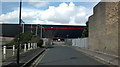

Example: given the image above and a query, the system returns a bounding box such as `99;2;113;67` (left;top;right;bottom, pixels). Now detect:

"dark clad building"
1;24;86;38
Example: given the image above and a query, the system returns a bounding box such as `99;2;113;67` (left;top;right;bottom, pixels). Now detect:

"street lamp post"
17;0;22;65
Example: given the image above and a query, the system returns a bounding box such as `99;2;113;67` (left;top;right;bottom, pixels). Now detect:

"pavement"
2;47;45;67
70;46;119;66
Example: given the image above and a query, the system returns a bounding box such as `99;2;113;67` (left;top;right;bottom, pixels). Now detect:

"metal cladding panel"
1;24;86;38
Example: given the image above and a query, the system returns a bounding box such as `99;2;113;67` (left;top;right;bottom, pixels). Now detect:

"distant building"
1;24;86;38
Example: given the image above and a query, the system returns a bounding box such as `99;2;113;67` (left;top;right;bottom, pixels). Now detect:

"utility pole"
17;0;22;65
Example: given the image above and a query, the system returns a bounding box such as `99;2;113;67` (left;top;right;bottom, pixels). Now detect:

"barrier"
3;46;6;59
66;38;88;48
12;45;15;56
2;43;38;60
24;44;27;52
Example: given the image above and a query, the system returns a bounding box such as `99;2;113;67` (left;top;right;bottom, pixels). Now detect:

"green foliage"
37;39;43;47
5;31;43;47
4;31;33;46
30;36;40;43
81;21;89;38
29;36;43;47
81;27;88;38
20;31;34;44
14;31;33;44
4;31;44;47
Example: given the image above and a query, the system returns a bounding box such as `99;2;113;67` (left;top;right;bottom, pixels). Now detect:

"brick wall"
88;2;119;56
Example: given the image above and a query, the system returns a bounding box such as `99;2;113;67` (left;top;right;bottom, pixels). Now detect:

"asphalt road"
35;45;104;66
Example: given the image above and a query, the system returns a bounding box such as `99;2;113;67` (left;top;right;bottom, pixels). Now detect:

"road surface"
34;45;104;66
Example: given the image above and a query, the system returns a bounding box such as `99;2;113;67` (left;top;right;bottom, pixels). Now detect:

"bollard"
35;43;36;48
13;45;15;56
32;43;33;49
28;43;30;50
30;43;32;49
3;46;6;59
32;43;34;49
36;43;37;48
33;43;34;49
24;44;27;52
35;43;37;49
34;43;36;49
43;41;46;46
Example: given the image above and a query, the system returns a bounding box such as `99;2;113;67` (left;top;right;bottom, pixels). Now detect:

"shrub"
37;39;43;48
30;36;43;48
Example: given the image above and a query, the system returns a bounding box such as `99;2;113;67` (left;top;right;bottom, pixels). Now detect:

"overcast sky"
0;1;100;26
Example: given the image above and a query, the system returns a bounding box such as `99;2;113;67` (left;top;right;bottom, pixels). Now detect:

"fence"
65;38;88;48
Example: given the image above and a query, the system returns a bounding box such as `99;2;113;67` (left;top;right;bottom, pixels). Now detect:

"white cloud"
0;8;41;24
29;0;49;8
0;2;93;25
0;10;19;23
29;2;49;8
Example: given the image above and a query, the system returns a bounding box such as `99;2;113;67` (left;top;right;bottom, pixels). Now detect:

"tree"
81;21;88;38
37;39;43;47
30;36;43;47
44;29;57;45
3;31;44;49
4;31;33;46
14;31;33;44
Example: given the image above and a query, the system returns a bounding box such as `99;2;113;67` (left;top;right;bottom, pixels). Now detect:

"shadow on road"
40;56;78;64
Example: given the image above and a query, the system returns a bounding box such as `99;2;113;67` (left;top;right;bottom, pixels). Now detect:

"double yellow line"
35;54;45;65
31;49;48;67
